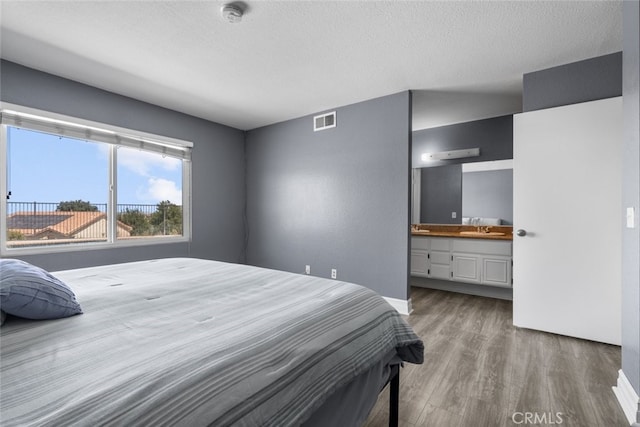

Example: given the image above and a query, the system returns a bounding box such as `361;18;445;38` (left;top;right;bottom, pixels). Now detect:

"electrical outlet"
331;269;337;279
305;265;311;275
451;212;457;219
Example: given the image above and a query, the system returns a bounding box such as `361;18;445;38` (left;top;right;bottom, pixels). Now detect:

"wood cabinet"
411;236;512;288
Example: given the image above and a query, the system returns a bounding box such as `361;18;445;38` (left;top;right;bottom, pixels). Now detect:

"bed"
0;257;423;426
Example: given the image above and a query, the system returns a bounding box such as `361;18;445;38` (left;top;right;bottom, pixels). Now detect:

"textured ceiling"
0;1;622;131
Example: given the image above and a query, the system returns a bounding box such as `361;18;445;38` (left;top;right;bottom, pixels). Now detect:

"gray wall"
622;1;640;398
412;114;512;168
523;52;622;112
246;92;412;301
463;169;513;225
0;61;246;271
420;165;461;224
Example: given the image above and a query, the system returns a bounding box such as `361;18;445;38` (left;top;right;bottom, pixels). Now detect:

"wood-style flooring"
363;286;628;427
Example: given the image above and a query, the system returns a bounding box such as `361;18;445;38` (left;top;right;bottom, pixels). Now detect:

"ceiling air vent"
313;111;336;132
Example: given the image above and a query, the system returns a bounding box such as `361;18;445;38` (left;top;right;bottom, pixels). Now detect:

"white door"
513;97;622;345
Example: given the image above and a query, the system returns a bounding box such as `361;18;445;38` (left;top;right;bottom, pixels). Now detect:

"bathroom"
410;113;515;299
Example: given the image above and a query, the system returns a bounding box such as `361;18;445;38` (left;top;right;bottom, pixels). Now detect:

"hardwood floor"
363;287;628;427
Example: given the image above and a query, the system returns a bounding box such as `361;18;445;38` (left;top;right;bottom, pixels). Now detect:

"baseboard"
411;277;513;300
384;296;412;315
613;369;640;425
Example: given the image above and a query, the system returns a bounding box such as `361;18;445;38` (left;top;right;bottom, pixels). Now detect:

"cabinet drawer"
430;238;450;252
411;236;429;250
429;264;450;280
430;251;450;265
452;239;511;256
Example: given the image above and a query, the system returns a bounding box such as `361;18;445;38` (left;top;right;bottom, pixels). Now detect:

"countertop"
411;224;513;241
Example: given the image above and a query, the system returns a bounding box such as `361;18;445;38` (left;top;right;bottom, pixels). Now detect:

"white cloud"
118;148;180;177
137;178;182;204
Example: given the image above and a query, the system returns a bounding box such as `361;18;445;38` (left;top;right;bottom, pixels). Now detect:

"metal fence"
6;201;182;246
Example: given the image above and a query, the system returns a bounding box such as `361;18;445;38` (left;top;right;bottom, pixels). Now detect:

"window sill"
1;236;190;257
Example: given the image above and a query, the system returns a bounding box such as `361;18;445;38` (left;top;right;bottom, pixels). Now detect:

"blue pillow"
0;259;82;320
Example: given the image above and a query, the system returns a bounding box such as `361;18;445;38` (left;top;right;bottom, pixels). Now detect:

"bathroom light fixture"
221;3;244;23
421;148;480;161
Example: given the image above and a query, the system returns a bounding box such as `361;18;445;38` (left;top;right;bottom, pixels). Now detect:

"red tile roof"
8;211;132;237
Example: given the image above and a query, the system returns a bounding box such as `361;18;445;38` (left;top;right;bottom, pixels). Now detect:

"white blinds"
0;110;192;161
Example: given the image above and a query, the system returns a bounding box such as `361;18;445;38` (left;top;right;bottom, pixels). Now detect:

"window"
1;104;192;254
117;146;184;239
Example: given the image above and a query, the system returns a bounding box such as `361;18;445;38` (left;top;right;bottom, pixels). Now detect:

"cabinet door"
410;250;429;277
452;254;480;283
428;251;451;280
482;257;511;287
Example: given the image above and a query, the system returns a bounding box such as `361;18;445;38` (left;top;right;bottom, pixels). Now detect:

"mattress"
0;258;423;426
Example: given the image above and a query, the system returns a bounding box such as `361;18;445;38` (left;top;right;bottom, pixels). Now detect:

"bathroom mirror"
412;160;513;225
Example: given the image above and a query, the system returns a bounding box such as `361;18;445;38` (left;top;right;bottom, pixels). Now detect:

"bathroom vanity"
411;224;513;289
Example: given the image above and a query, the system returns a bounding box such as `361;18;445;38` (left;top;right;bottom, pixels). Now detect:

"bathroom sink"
412;230;431;234
459;231;505;236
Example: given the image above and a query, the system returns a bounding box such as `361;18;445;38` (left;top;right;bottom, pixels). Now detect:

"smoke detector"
221;3;244;23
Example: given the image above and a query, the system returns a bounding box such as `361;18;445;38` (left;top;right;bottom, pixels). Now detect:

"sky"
6;127;182;211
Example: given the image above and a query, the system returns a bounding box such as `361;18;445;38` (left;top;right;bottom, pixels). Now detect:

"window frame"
0;103;192;256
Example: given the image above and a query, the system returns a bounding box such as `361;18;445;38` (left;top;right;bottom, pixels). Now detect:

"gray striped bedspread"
0;258;423;426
